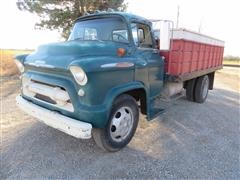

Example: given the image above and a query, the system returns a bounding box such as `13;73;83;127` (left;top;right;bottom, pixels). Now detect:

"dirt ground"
1;67;239;179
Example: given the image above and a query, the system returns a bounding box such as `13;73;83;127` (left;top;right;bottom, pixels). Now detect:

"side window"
131;23;153;48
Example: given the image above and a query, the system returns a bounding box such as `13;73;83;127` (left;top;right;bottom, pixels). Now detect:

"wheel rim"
109;106;134;142
202;78;209;99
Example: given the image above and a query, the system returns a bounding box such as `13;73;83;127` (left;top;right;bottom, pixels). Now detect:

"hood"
25;40;130;70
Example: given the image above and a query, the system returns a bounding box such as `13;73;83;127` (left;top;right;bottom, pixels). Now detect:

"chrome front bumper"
16;95;92;139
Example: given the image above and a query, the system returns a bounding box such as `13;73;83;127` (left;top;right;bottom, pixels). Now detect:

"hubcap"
110;106;134;142
203;78;209;99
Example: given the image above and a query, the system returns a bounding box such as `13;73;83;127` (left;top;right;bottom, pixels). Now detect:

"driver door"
132;23;164;98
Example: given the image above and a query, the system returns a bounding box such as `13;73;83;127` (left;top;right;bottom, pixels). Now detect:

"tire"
186;78;196;101
194;75;209;103
92;94;139;152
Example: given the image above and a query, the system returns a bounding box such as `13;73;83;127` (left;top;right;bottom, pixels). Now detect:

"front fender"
15;54;29;64
102;81;147;122
67;56;137;107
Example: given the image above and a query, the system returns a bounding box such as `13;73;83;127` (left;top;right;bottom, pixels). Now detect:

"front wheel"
92;94;139;152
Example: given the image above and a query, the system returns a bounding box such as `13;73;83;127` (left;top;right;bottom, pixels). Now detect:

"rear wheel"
194;75;209;103
186;78;196;101
92;94;139;152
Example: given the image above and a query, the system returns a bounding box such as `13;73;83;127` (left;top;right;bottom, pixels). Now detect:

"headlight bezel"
69;66;88;86
14;59;24;73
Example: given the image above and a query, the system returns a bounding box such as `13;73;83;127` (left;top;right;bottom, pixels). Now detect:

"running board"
148;91;185;120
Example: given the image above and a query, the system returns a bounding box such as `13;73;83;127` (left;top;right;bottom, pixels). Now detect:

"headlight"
14;59;24;73
69;66;88;86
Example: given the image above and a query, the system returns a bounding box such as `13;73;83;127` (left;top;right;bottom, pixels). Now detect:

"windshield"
68;17;129;43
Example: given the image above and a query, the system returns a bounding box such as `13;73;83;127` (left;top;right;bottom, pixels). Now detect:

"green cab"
16;12;165;151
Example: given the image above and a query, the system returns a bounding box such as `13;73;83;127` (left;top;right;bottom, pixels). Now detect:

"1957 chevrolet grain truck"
15;11;224;151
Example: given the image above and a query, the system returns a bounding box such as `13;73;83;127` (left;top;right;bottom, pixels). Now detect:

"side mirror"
153;30;160;49
155;38;160;49
138;29;144;43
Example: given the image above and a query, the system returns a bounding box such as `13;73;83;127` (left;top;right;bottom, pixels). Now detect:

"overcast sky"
0;0;239;56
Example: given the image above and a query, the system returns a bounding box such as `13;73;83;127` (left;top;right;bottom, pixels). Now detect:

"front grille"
22;75;74;112
31;80;65;90
35;93;57;104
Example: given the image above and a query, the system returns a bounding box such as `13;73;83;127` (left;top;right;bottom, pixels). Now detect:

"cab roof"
75;12;152;26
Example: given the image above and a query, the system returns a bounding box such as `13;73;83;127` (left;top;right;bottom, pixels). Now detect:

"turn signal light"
117;48;126;57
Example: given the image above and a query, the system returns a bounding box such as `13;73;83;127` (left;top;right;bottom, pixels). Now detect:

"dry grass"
223;59;240;65
0;49;33;76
